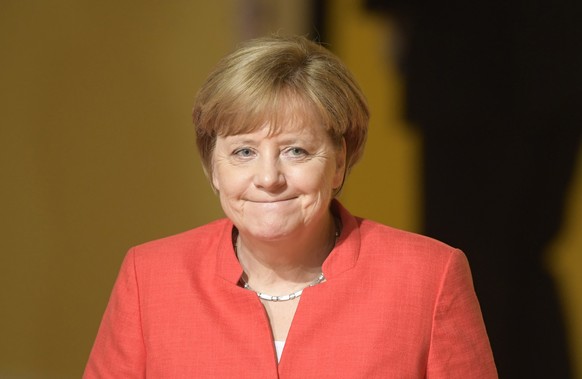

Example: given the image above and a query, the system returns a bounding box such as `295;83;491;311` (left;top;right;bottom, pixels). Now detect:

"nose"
253;156;286;191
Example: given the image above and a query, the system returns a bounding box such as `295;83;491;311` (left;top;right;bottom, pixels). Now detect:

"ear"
332;138;347;189
207;156;220;192
211;167;220;192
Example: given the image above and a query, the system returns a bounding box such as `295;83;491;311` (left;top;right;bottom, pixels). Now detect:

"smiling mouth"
249;197;297;204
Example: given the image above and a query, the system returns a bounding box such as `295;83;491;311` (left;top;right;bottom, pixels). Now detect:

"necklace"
233;214;341;302
240;273;325;302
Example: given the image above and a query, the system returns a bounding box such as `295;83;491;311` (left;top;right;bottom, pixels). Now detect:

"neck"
235;211;337;288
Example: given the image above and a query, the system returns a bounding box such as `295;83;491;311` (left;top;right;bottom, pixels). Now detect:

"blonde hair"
193;35;369;182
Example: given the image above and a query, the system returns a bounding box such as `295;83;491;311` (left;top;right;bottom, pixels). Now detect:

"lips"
247;197;297;204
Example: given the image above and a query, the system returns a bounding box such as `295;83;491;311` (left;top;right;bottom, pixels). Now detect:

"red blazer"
84;201;497;378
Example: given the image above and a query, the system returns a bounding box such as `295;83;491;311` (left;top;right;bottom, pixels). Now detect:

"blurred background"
1;1;580;378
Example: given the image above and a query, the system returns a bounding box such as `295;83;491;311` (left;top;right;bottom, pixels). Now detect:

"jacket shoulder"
357;218;464;266
130;218;231;262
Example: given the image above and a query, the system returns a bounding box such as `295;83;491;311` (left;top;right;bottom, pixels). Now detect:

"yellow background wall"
1;2;232;377
329;4;420;232
551;148;582;378
1;1;580;378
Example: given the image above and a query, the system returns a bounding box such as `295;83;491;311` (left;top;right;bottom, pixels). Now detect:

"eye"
285;147;309;157
233;148;255;158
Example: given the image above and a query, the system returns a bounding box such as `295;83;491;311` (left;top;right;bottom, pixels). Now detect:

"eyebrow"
220;135;258;145
222;134;313;146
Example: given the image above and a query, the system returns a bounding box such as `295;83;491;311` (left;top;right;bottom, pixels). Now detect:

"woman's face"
211;115;345;242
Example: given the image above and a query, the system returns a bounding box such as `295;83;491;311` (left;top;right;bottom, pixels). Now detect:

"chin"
242;222;299;241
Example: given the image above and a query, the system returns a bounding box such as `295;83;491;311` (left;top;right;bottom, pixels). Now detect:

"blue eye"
287;147;308;156
234;148;254;158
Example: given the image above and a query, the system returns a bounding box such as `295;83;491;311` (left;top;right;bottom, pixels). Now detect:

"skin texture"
211;121;345;247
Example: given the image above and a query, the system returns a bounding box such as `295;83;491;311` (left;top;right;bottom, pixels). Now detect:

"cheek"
213;167;248;198
211;157;234;193
290;166;336;195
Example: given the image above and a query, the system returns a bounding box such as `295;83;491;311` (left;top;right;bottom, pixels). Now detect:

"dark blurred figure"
364;1;581;378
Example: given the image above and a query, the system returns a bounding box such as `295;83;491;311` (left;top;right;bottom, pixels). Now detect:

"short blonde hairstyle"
193;35;369;182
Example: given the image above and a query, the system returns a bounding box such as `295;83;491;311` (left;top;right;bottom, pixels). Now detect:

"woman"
84;35;497;378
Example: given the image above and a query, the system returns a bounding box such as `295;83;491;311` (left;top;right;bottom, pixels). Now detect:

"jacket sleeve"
426;249;498;378
83;249;146;378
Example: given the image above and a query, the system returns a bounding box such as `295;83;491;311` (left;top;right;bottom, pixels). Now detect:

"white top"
274;340;285;363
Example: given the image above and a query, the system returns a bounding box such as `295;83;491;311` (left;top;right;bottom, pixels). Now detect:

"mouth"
248;197;297;204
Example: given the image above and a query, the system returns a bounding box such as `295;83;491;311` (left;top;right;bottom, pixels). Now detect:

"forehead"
217;91;325;138
219;121;328;144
